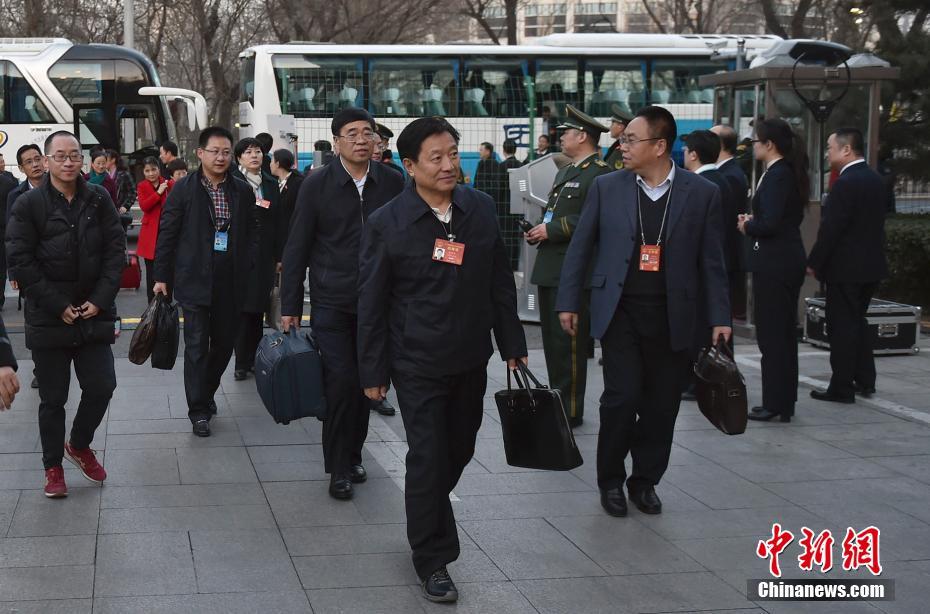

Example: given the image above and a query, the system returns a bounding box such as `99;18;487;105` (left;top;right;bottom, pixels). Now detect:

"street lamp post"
124;0;134;49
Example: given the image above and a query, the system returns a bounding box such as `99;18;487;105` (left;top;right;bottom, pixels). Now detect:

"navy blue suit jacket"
554;167;730;352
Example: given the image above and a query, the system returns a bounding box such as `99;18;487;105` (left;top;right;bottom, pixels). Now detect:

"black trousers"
598;299;691;493
752;272;801;417
393;364;487;580
826;282;877;397
144;258;156;304
33;343;116;470
234;312;264;372
312;306;369;475
181;256;238;422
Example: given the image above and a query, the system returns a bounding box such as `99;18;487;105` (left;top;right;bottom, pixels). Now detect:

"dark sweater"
623;185;670;300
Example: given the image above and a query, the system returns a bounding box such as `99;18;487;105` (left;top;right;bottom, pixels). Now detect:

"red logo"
757;524;882;577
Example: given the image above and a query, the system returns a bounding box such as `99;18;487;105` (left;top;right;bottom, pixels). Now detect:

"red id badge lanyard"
637;181;671;272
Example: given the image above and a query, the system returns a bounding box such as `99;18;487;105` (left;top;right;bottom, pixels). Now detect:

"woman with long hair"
137;156;173;303
739;118;809;423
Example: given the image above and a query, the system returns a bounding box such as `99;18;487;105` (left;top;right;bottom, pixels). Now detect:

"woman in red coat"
137;156;173;302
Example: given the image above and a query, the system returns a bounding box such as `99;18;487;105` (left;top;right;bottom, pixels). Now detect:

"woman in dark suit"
738;119;808;423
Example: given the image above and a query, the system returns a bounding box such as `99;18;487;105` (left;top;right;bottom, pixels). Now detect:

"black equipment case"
803;297;921;355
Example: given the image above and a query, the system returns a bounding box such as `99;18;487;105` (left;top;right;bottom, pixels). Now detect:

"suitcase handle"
516;362;548;389
506;366;537;409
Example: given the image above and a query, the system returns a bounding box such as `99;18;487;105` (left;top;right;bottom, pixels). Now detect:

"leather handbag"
494;363;583;471
255;328;327;424
694;338;748;435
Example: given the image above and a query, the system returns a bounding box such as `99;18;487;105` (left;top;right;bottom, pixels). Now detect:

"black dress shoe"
599;487;628;517
680;388;697;401
421;566;458;603
748;407;789;422
810;388;855;404
30;376;39;389
372;398;395;416
329;474;353;500
628;486;662;514
192;419;211;437
349;464;367;483
855;384;876;398
568;416;583;429
234;369;248;381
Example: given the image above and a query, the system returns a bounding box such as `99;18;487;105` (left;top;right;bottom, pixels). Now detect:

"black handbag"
494;363;583;471
694;338;748;435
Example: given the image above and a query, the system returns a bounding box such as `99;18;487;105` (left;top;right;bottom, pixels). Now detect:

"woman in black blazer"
738;119;808;423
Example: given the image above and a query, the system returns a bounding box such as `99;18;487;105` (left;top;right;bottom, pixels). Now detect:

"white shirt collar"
766;157;783;170
636;161;675;190
840;158;866;175
695;164;716;175
716;156;734;168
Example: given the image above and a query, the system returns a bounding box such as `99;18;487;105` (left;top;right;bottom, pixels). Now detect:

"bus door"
72;102;118;164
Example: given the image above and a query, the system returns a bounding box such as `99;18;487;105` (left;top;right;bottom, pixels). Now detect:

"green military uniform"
530;105;610;425
603;103;632;171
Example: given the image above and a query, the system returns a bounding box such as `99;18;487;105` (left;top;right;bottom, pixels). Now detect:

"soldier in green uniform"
525;105;610;428
603;104;633;171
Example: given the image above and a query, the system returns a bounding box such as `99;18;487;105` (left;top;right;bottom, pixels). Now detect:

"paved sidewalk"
0;334;929;613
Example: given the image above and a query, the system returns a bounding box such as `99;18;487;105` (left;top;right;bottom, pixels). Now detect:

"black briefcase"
494;364;583;471
254;328;327;424
693;339;748;435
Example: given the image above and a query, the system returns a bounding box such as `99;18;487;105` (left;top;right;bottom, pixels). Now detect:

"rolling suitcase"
120;251;141;290
254;328;327;424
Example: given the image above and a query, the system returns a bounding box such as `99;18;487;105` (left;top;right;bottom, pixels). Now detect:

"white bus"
238;33;780;176
0;38;206;179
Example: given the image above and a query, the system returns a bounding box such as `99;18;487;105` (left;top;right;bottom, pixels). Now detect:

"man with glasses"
525;104;610;429
6;130;125;498
153;126;256;437
556;106;731;518
281;108;403;500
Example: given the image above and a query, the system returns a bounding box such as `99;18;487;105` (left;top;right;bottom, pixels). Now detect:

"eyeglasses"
201;148;232;158
49;153;83;163
335;131;378;144
618;137;662;147
20;156;45;167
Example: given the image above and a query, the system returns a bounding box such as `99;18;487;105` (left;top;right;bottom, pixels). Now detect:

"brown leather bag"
694;339;748;435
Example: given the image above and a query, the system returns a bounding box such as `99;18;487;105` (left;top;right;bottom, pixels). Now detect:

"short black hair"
382;150;394;161
397;116;460;162
313;139;332;152
234;137;262;160
331;107;375;136
715;125;738;155
683;130;721;166
272;148;295;170
142;156;160;168
89;147;108;162
166;159;188;173
538;134;550;144
833;127;864;156
503;139;517;155
255;132;274;154
44;130;79;154
16;143;41;166
480;142;494;154
198;126;234;149
160;140;179;156
634;106;677;155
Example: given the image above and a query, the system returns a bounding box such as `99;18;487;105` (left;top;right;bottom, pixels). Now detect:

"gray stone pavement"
0;323;928;613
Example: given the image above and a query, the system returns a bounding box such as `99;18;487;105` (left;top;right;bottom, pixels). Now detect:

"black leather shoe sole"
329;478;353;500
748;407;782;422
855;385;876;397
422;584;458;603
599;491;628;517
192;420;211;437
349;465;367;484
629;490;662;515
374;403;395;416
31;377;39;389
233;370;248;381
810;389;854;404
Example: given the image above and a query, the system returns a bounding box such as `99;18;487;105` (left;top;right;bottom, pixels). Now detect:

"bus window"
118;104;159;154
240;55;255;107
583;59;643;117
0;61;54;123
369;58;458;117
535;59;579;119
115;60;147;102
650;60;721;105
48;60;107;104
462;58;527;117
272;55;363;118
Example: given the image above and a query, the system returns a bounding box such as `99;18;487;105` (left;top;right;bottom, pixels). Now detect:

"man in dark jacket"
712;124;750;318
357;117;527;603
6;130;125;498
153;126;255;438
0;151;19;308
498;139;522;270
808;128;889;403
281;108;404;500
269;148;302;251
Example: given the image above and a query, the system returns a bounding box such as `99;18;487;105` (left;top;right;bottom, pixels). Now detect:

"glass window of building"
574;2;618;32
525;3;568;37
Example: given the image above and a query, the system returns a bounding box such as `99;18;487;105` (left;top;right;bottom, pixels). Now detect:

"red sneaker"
44;466;68;498
64;442;107;484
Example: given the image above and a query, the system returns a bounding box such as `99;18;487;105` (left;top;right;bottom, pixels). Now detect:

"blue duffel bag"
255;328;327;424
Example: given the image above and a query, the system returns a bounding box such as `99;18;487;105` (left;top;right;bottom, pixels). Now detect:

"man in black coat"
498;139;522;270
357;117;526;603
6;131;125;498
808;128;889;403
0;151;19;308
281;108;404;501
153;126;255;438
556;107;731;519
269;148;302;251
712;124;750;318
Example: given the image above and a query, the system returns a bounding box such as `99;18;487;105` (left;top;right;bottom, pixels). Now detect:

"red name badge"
256;199;271;209
432;238;465;266
639;244;661;272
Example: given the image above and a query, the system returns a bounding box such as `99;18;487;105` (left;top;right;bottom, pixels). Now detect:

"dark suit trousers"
144;258;156;304
598;299;691;492
181;254;238;422
826;282;877;397
538;286;590;420
752;272;801;417
33;344;116;469
234;312;264;371
312;306;369;475
392;364;487;580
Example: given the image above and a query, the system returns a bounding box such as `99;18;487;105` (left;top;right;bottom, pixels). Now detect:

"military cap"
375;123;394;139
609;103;633;125
557;104;608;134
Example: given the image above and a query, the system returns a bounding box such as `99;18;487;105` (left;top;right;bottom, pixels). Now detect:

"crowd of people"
0;99;889;603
